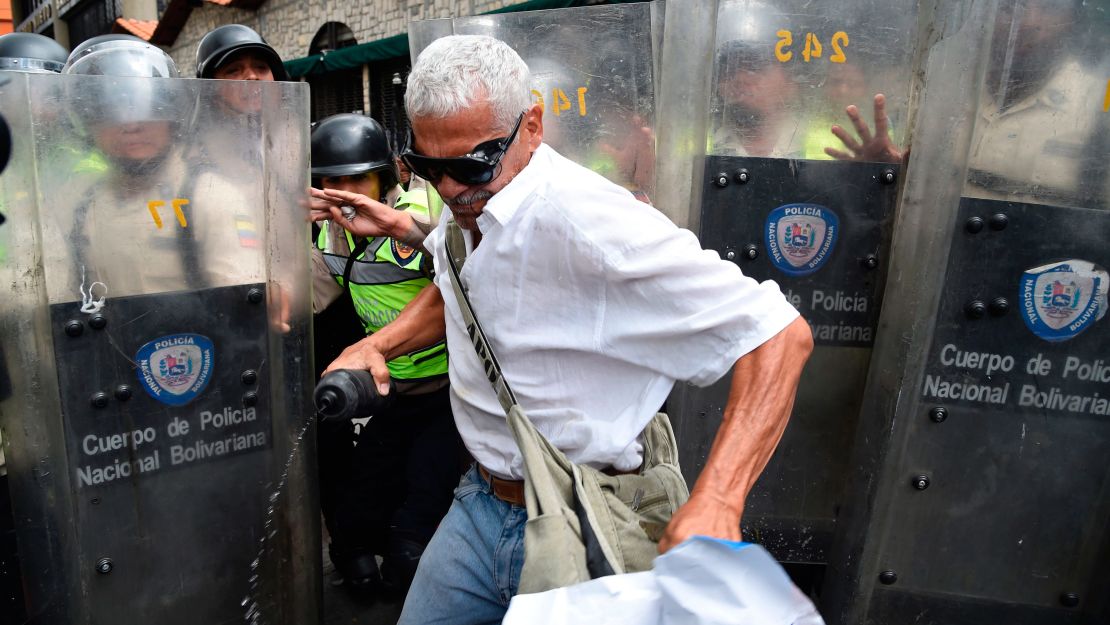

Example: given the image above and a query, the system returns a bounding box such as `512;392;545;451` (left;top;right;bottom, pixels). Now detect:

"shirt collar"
477;143;552;233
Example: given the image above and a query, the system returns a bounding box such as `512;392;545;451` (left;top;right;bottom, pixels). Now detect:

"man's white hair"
405;35;532;132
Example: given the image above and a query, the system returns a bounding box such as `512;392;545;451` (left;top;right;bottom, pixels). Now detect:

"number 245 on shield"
775;30;849;64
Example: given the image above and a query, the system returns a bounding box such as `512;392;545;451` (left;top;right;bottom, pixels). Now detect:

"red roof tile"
114;18;159;41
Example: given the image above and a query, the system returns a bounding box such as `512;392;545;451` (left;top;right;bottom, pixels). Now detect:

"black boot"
380;537;425;597
330;543;382;598
344;551;382;594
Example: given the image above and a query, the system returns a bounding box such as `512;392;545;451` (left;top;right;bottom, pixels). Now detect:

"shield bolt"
929;406;948;423
247;288;264;304
725;250;736;261
241;370;258;385
880;169;896;185
911;475;930;491
96;558;113;574
1060;592;1080;608
243;391;259;407
89;314;107;330
90;392;110;409
733;168;750;184
989;297;1009;317
964;300;986;319
878;570;898;585
965;216;984;234
743;244;759;260
64;320;84;337
114;385;132;402
713;172;729;188
989;213;1009;231
862;254;879;270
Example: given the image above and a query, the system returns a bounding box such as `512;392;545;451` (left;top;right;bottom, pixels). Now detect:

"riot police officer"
310;113;459;596
196;24;288;82
47;35;263;300
193;25;288;184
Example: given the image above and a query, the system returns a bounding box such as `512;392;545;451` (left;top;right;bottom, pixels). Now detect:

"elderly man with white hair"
313;34;812;624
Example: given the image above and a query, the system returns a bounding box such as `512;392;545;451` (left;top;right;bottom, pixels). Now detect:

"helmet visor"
0;57;64;73
64;41;179;78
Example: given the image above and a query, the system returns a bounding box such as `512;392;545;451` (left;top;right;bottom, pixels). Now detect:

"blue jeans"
398;465;527;625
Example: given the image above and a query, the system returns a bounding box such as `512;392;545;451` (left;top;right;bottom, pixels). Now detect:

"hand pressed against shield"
825;93;905;164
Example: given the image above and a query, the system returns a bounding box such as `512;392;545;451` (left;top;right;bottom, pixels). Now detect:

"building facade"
11;0;617;150
153;0;608;143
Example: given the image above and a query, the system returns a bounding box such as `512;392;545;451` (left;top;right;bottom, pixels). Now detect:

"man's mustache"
446;190;493;209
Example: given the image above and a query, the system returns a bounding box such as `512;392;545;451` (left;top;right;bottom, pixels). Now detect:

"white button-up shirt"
425;144;798;479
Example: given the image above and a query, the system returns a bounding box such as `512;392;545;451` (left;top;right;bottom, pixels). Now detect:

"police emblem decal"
765;203;839;277
1020;260;1107;342
391;239;419;266
135;333;215;406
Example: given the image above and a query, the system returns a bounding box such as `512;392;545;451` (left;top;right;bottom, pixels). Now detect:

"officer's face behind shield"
716;44;791;128
92;120;173;163
63;39;185;177
319;172;381;201
989;0;1080;105
213;50;275;116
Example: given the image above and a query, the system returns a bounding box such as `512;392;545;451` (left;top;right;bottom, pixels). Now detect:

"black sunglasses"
400;112;525;186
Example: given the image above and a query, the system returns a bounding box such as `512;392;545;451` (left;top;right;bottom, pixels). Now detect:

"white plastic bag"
503;536;825;625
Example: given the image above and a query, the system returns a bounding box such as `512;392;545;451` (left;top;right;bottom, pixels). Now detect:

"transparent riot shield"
0;72;318;624
409;1;660;202
664;0;920;593
828;0;1110;622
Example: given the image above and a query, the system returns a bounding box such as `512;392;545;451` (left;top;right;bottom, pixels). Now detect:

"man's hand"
268;281;292;334
658;491;742;552
321;284;447;396
324;335;393;396
658;316;813;553
307;187;405;239
825;93;904;164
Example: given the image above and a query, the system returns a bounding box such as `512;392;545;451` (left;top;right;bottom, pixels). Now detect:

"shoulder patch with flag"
235;215;260;248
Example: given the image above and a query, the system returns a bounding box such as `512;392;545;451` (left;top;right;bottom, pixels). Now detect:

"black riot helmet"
0;32;68;73
196;25;287;80
311;114;399;191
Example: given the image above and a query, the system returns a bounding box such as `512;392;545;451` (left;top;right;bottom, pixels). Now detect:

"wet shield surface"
669;0;919;582
0;73;316;624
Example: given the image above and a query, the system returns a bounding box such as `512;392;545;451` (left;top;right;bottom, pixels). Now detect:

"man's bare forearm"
368;283;446;360
693;316;813;518
325;283;447;381
390;210;435;252
397;215;434;252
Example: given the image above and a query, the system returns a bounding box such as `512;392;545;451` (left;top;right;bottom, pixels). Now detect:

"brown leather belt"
478;463;641;507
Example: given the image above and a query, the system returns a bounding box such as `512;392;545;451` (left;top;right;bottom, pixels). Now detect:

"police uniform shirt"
424;143;800;480
966;58;1107;208
42;152;264;303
